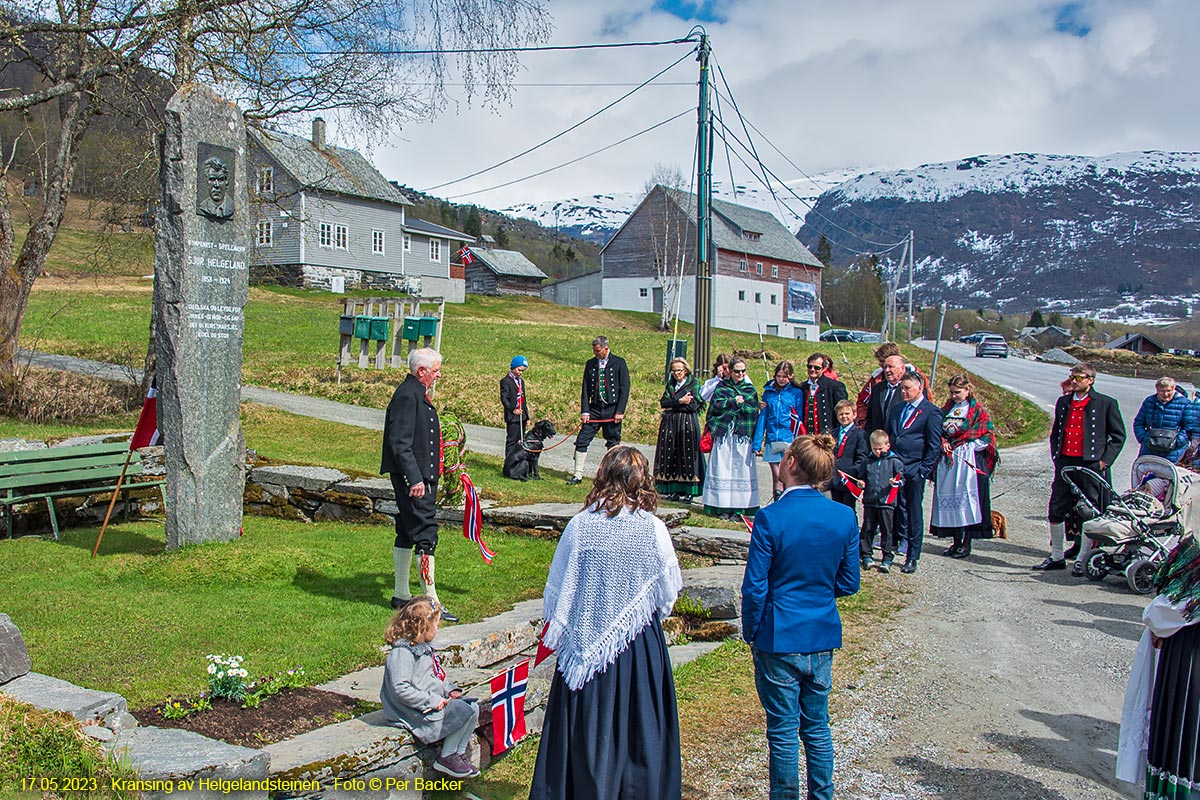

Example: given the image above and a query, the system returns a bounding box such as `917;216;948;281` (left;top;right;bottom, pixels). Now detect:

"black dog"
505;419;557;481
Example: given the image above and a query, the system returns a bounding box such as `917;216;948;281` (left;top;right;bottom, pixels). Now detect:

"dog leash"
520;417;619;454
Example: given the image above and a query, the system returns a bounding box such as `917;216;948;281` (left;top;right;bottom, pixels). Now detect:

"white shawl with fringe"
542;505;683;691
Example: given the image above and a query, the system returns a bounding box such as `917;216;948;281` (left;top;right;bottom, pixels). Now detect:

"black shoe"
438;606;459;623
1071;562;1085;577
943;544;962;557
951;548;970;559
390;596;409;610
566;476;582;485
1032;558;1066;571
1064;541;1081;559
901;561;918;574
878;560;891;574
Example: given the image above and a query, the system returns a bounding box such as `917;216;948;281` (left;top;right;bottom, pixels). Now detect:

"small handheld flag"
789;407;803;438
490;660;529;755
533;622;554;668
740;514;754;533
130;382;160;450
838;471;864;501
460;473;496;564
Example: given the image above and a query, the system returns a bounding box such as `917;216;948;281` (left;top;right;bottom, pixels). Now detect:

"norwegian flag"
457;246;475;265
130;382;160;450
740;514;754;533
490;660;529;755
431;650;446;681
533;621;554;668
789;407;805;438
838;471;864;501
460;473;495;564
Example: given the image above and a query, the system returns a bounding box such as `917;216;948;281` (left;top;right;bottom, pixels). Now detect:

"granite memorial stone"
154;84;248;549
0;613;31;683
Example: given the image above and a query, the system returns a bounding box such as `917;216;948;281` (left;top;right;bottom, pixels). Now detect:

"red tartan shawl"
942;397;999;475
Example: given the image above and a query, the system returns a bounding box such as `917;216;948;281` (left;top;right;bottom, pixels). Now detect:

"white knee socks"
572;451;587;480
420;553;441;604
1049;522;1065;561
393;547;413;601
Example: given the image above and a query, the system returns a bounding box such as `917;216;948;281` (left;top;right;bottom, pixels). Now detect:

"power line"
446;108;694;200
423;48;697;193
298;36;700;57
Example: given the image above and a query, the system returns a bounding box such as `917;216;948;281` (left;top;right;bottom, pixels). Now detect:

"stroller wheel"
1085;552;1109;581
1126;559;1156;595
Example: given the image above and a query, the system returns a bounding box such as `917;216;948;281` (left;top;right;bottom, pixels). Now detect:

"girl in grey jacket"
381;598;480;778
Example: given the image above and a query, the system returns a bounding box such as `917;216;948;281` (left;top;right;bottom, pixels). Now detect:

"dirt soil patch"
131;688;370;748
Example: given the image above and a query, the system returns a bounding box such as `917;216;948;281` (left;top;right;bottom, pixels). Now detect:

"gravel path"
830;441;1142;799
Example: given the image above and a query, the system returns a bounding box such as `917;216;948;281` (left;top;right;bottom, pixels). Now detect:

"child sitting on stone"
381;597;480;778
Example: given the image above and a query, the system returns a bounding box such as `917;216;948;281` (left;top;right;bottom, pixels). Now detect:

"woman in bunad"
929;375;998;560
654;357;705;502
702;358;761;521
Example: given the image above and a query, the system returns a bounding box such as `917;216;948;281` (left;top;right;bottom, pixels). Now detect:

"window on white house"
755;262;763;275
335;224;348;250
256;166;274;194
403;234;412;252
755;292;762;303
430;239;442;262
372;230;385;255
319;222;333;248
738;290;746;301
738;260;747;272
771;294;777;305
256;220;273;247
771;264;779;278
639;288;648;297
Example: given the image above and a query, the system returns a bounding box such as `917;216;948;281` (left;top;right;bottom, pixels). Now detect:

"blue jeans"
752;648;834;800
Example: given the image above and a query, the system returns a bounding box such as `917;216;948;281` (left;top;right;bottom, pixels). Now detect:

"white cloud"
333;0;1200;209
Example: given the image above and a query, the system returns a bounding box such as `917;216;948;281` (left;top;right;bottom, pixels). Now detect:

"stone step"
482;502;688;532
106;727;269;800
680;565;745;620
673;525;750;561
1;672;126;723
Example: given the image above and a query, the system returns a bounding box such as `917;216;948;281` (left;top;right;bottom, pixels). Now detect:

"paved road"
915;339;1194;493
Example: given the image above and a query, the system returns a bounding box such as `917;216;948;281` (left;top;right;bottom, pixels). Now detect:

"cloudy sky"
325;0;1198;209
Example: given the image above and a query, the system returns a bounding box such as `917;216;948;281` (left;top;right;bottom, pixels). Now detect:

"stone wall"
249;264;422;295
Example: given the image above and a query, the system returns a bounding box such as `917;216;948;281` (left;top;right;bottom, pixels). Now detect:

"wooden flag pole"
91;449;134;559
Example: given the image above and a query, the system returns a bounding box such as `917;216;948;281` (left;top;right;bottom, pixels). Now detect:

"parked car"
856;331;881;343
820;329;860;342
975;335;1009;358
959;331;989;344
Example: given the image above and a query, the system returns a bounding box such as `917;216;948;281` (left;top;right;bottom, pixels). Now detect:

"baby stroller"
1060;456;1200;594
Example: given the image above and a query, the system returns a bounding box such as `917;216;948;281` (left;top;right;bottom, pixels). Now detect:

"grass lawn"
21;281;1049;447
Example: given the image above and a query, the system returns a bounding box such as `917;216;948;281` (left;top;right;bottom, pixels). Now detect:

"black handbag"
1147;427;1180;453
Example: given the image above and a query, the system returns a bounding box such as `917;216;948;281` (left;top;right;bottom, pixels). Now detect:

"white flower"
207;664;217;674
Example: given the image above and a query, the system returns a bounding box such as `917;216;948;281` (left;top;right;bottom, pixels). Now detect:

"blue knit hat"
510;355;528;369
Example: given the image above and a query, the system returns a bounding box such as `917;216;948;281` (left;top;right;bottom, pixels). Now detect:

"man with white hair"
381;348;456;622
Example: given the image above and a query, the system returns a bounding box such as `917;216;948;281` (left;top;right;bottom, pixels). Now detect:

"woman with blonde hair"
930;375;998;560
654;357;705;501
530;446;683;799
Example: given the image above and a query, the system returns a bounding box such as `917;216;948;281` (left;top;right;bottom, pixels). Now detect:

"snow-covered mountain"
502;169;862;243
798;151;1200;322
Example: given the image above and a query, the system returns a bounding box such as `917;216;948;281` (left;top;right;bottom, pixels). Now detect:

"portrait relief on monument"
196;142;236;220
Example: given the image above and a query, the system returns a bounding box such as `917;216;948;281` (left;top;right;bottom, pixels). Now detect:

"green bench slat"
0;453;142;480
0;441;131;466
0;464;145;493
0;478;164;506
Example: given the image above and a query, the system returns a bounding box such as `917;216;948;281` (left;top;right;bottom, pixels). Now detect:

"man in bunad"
798;353;849;436
566;336;630;485
1034;362;1125;573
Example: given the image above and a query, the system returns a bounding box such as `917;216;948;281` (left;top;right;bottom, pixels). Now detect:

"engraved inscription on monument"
196;142;235;220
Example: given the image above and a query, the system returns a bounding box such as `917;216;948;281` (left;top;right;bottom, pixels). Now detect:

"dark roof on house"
1104;332;1165;350
542;269;602;288
404;217;474;243
469;247;548;279
249;128;411;207
660;187;822;268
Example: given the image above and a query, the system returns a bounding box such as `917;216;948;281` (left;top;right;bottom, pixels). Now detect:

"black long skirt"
654;411;704;498
1147;622;1200;798
529;619;682;800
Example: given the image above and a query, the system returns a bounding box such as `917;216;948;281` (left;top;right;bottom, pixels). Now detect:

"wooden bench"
0;441;166;540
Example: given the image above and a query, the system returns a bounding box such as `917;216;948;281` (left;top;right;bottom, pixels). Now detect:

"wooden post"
390;300;404;368
92;450;134;559
339;298;353;366
358;300;371;368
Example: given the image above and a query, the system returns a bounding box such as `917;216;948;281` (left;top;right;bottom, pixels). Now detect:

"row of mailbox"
339;315;439;342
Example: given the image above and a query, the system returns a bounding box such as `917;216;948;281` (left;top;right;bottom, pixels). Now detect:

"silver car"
975;335;1009;358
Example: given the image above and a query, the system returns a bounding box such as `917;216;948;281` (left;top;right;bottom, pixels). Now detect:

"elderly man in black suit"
1034;361;1126;573
381;348;457;622
887;372;944;574
798;353;849;436
500;355;529;479
864;355;907;435
566;335;630;485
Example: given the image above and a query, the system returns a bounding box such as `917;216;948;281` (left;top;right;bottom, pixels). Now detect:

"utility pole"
692;32;714;377
905;230;915;342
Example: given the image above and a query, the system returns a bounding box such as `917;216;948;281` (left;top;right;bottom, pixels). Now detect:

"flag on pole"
130;382;160;450
838;471;864;501
490;660;529;755
460;473;496;564
533;622;554;668
457;246;475;265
